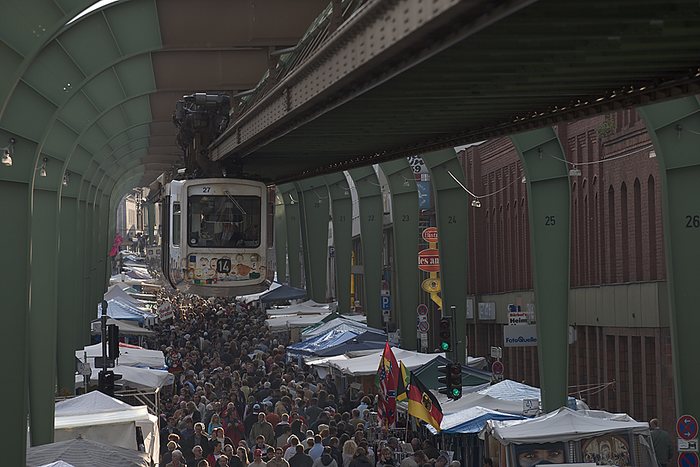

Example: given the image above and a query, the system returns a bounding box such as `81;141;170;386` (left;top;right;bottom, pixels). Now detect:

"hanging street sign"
678;415;699;441
422;227;439;243
678;452;699;467
492;360;504;375
421;277;441;293
380;295;391;311
418;249;440;272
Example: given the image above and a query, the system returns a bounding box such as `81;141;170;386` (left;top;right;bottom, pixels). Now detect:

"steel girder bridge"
1;0;700;462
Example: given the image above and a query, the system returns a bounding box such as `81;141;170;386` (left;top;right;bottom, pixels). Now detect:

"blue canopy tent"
260;284;307;304
287;329;359;357
313;330;387;357
97;299;154;325
427;406;525;434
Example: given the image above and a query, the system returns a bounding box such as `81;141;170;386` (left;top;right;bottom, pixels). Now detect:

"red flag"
377;342;399;427
109;234;123;257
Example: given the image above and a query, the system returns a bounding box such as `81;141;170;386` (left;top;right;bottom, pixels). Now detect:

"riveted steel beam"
211;0;537;161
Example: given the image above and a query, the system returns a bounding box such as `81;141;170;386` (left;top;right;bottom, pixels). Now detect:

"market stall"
484;407;657;466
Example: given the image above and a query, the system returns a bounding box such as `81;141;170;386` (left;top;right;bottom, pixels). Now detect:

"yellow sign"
421;278;441;293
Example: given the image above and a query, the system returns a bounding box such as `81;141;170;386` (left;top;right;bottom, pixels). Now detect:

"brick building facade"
458;109;676;431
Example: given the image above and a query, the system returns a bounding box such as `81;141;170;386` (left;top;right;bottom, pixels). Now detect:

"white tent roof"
266;313;331;330
76;343;165;369
90;318;154;336
54;391;159;463
109;274;149;286
429;379;579;417
55;391;150;429
486;407;651;444
267;305;329;316
56;390;133;417
75;365;174;390
435;391;526;416
38;462;76;467
104;285;150;310
478;379;542;400
325;347;445;376
26;437;149;467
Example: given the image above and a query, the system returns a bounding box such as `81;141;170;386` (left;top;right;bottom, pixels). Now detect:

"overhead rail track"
210;0;700;183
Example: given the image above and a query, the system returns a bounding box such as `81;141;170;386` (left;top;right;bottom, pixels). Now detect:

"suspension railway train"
159;177;272;297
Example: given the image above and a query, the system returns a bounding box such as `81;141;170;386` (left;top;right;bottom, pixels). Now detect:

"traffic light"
107;324;120;361
448;363;462;399
98;370;122;397
437;362;462;400
439;317;452;352
437;363;463;400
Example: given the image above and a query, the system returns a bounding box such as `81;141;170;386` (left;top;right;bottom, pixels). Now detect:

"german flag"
396;361;409;402
407;371;443;431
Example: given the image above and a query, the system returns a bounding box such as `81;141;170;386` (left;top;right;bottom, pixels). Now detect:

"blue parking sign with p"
381;295;391;310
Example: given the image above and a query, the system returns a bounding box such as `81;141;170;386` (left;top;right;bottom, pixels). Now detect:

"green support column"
380;160;420;350
279;183;304;288
274;190;288;284
92;192;107;311
348;168;384;330
511;127;571;411
295;177;330;302
0;178;31;464
324;173;353;313
424;150;469;363
640;97;700;420
146;201;155;245
80;195;94;343
28;183;60;446
57;190;82;395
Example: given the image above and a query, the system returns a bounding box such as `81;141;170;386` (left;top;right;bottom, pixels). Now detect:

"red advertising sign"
422;227;439;244
418;249;440;272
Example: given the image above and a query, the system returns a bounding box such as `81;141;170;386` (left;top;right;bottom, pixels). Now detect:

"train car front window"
187;195;261;248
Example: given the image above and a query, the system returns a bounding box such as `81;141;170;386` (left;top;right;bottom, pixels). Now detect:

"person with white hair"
167;449;185;467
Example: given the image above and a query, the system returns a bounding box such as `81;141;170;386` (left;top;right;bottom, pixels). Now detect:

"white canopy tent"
90;318;154;337
429;380;584;417
27;437;149;467
104;285;151;310
435;391;527;416
484;407;658;467
54;391;159;464
266;313;331;331
75;365;174;391
311;347;445;376
486;407;651;443
76;342;166;369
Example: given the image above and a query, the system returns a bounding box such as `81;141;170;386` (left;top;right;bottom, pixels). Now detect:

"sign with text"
380;295;391;311
508;312;529;326
678;439;699;452
478;302;496;320
422;227;439;243
418;249;440;272
504;324;538;347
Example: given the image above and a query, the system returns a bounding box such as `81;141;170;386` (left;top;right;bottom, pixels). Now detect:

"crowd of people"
147;291;458;467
